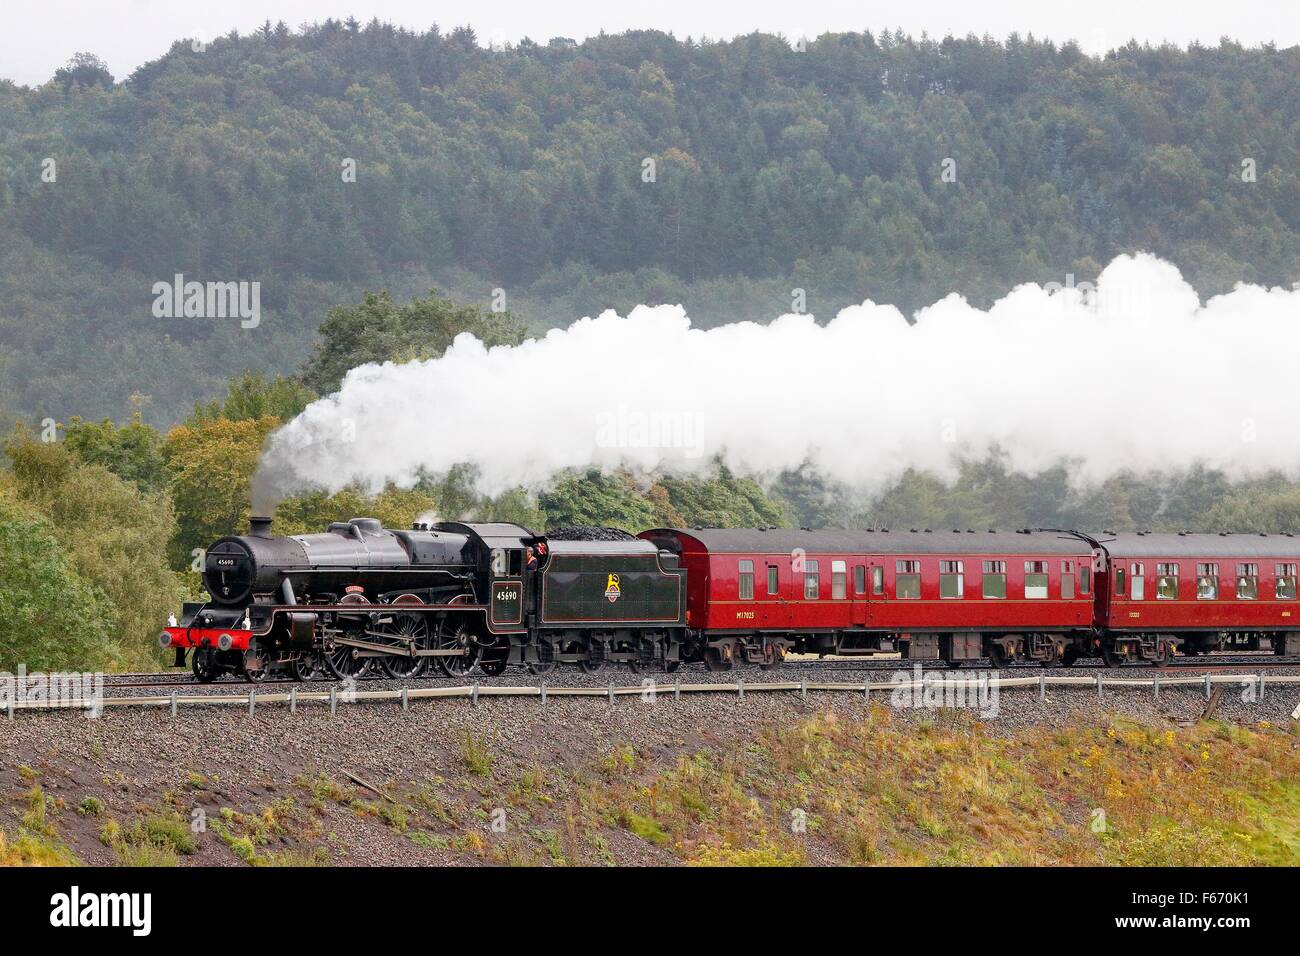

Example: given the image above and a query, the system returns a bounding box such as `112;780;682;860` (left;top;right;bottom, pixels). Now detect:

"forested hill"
2;23;1298;425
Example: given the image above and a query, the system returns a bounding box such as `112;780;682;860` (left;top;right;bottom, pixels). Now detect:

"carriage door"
489;548;525;629
765;559;791;628
851;559;869;626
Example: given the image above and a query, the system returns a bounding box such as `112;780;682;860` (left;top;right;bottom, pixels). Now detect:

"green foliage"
538;471;659;532
188;371;316;426
301;290;526;395
5;429;187;668
63;413;169;493
52;52;114;90
657;467;788;528
0;487;116;671
163;415;279;565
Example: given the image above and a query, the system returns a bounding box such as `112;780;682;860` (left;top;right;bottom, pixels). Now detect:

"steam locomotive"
161;518;1300;681
161;516;688;682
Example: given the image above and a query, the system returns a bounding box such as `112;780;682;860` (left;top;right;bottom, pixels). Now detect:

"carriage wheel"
1157;639;1175;665
378;596;428;679
1060;646;1079;668
703;645;733;672
1100;645;1123;668
987;643;1009;668
192;649;220;683
436;621;479;678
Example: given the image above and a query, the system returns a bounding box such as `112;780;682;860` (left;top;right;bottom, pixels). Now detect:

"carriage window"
1062;561;1075;599
738;560;754;600
872;566;884;595
831;560;847;599
1025;561;1049;599
804;560;820;599
767;565;779;595
895;560;921;599
1081;565;1091;595
982;560;1007;599
1276;564;1297;600
939;560;964;599
854;565;866;595
1155;563;1179;600
1236;563;1258;600
1116;567;1125;596
1129;563;1145;601
1196;563;1219;600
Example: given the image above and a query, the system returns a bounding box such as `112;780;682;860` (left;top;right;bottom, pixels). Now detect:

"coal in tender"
544;525;637;541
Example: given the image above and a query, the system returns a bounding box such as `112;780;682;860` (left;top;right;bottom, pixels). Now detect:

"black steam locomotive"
161;517;689;682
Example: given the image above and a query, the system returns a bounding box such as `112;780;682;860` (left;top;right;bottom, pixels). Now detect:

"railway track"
97;653;1300;692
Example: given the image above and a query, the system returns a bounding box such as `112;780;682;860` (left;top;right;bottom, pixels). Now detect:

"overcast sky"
3;0;1297;87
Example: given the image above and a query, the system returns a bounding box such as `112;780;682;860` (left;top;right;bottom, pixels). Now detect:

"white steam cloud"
254;253;1300;509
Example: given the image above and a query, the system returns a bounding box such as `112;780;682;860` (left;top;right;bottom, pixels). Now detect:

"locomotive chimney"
249;516;273;538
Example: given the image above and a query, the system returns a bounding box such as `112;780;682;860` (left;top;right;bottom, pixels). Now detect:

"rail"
4;672;1300;716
